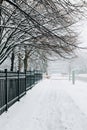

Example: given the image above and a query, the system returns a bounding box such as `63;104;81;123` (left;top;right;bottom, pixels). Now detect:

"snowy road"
0;77;87;130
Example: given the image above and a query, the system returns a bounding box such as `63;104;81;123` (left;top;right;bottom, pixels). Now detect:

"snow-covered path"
0;76;87;130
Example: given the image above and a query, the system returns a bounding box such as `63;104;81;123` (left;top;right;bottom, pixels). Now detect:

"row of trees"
0;0;85;72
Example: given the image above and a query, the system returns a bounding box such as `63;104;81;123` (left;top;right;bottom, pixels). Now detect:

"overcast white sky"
76;20;87;48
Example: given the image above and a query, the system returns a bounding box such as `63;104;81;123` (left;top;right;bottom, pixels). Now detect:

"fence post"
34;70;36;84
17;70;20;101
5;69;8;111
25;69;27;94
69;71;71;81
72;70;75;84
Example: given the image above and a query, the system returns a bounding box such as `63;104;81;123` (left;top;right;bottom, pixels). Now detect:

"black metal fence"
0;69;42;115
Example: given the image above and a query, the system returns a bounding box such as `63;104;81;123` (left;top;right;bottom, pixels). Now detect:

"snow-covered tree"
0;0;85;71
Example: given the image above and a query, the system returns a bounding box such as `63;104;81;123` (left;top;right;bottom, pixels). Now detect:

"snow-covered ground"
0;75;87;130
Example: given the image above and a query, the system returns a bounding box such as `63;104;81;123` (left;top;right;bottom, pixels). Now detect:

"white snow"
0;75;87;130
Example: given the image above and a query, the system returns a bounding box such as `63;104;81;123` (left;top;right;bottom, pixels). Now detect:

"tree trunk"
24;57;27;71
0;0;3;45
10;52;15;71
18;46;22;72
10;0;16;71
24;53;29;71
0;0;3;4
18;53;22;72
24;47;29;71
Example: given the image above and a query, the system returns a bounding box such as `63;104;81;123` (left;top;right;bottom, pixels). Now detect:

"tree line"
0;0;85;72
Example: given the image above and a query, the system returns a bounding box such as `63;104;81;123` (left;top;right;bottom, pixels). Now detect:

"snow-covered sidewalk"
0;76;87;130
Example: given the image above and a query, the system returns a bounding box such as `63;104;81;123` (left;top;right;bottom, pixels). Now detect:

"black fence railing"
0;69;42;115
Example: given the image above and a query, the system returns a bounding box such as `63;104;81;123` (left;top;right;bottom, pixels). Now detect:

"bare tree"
0;0;85;71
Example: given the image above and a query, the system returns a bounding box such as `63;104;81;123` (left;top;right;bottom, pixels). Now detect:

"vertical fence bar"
5;69;8;111
30;70;31;86
33;71;35;84
0;69;42;115
17;70;20;101
32;71;34;85
25;69;26;94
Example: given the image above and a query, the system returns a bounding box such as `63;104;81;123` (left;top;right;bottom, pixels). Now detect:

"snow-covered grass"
78;73;87;77
0;75;87;130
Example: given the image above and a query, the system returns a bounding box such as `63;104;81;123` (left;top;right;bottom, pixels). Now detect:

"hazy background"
48;18;87;74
